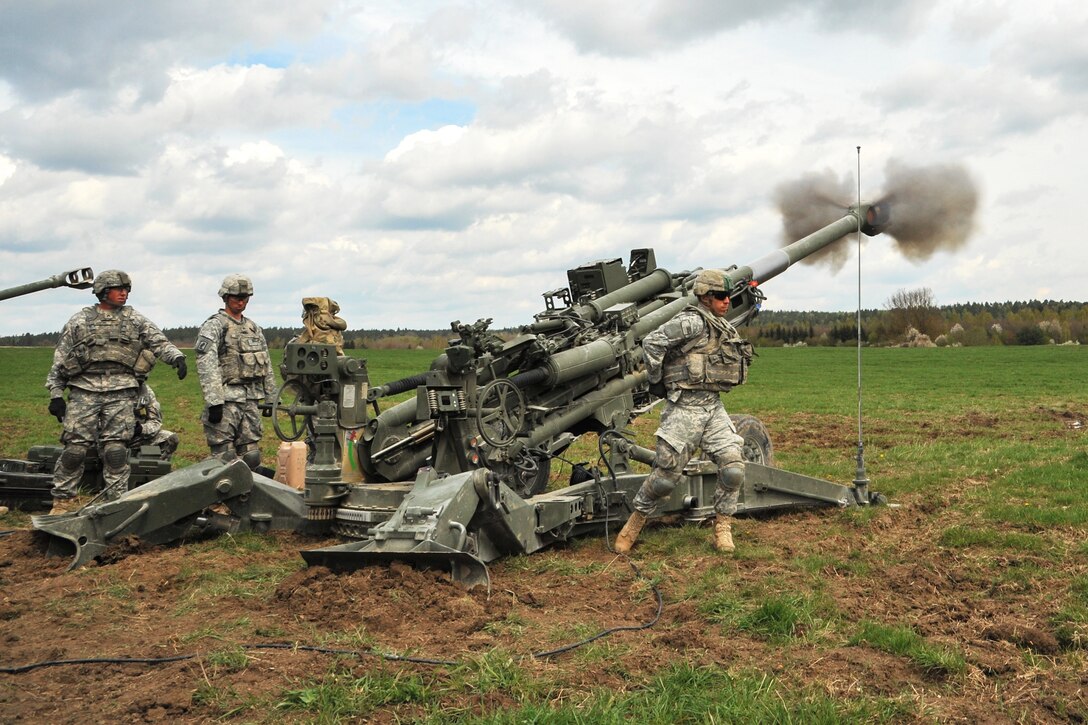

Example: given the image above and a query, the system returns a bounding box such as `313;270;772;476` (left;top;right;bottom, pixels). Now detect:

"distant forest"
3;295;1086;349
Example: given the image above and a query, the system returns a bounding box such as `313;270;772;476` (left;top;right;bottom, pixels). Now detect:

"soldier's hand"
172;356;188;380
207;404;224;424
48;397;67;422
261;399;273;418
133;422;143;438
649;381;667;399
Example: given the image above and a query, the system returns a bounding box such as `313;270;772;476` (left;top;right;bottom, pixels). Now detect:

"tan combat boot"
614;511;647;554
713;515;735;553
48;497;78;516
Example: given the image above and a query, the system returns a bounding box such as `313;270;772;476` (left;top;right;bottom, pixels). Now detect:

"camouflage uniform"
46;305;184;500
636;303;750;516
132;382;179;459
195;311;276;469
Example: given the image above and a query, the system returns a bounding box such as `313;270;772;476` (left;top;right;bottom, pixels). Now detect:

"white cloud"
0;0;1085;337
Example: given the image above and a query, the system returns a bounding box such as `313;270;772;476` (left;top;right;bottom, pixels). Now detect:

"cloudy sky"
1;0;1085;336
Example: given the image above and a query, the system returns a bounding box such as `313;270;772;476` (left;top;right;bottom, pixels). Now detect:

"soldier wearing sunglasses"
615;268;753;555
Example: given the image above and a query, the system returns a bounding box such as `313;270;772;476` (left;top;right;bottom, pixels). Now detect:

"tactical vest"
661;305;753;392
61;306;144;376
216;314;270;385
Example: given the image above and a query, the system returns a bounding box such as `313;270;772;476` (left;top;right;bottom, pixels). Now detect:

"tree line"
3;292;1085;349
744;292;1087;347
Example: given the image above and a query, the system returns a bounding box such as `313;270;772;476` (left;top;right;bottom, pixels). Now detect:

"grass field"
2;344;1087;721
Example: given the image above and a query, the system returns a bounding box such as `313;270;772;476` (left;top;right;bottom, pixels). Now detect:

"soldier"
45;270;187;515
195;274;277;470
131;380;179;460
615;268;753;554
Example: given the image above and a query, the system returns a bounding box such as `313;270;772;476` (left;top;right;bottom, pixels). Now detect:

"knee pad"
717;462;745;493
59;444;89;471
102;443;129;472
646;468;682;499
239;444;262;471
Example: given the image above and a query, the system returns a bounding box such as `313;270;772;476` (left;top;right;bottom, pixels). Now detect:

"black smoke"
774;160;979;271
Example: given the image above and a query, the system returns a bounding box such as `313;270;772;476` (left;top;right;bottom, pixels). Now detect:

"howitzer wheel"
475;379;526;448
732;413;776;467
272;379;316;442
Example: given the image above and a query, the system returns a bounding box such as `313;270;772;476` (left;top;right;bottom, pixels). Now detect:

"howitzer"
0;268;94;301
35;203;891;584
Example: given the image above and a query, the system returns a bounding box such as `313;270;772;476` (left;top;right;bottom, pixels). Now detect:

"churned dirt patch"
2;492;1086;723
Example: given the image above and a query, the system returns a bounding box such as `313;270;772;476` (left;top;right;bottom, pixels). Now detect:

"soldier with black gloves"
195;275;277;470
615;268;753;555
44;270;186;515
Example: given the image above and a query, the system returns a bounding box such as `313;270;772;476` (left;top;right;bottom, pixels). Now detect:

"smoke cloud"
774;169;855;271
882;160;978;261
774;160;979;271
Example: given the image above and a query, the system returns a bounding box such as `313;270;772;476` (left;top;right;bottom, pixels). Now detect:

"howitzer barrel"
572;267;675;322
0;268;94;302
733;203;888;288
529;291;694;387
522;370;647;449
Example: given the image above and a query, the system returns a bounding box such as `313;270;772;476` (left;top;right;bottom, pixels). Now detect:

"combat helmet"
92;269;132;298
692;269;731;297
218;274;254;298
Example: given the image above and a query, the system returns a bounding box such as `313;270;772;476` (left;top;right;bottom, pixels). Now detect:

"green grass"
1053;575;1088;649
412;661;912;724
5;344;1088;721
850;620;967;678
275;665;433;718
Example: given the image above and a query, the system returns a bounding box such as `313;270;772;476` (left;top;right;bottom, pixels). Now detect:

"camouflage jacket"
195;311;276;404
45;305;183;397
643;304;746;405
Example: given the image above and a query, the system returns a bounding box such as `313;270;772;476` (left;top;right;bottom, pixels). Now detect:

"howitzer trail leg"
614;511;647;554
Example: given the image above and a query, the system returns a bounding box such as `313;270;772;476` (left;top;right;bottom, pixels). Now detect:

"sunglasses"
710;291;730;300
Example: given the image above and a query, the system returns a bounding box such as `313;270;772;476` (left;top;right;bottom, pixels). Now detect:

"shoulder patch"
195;337;215;354
678;315;703;337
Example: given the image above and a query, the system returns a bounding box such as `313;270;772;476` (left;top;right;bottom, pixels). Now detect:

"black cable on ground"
0;642;457;675
529;429;666;659
531;556;663;659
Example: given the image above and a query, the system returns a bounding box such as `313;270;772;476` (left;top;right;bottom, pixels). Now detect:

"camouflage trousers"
132;428;179;459
52;387;137;500
633;397;745;516
203;400;263;455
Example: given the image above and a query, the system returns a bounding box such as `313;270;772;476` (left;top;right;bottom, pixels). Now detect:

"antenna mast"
853;146;871;503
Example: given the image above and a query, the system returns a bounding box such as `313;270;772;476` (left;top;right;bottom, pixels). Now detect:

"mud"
2;485;1086;724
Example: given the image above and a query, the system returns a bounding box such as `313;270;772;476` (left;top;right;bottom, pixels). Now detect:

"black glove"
48;397;67;422
649;381;667;399
133;422;143;438
207;404;224;424
172;356;188;380
261;399;273;418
